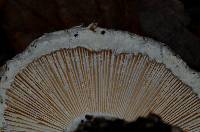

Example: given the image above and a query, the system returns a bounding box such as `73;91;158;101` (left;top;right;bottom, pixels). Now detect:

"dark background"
0;0;200;71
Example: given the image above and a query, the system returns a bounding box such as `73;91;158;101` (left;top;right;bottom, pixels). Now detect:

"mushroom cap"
0;26;200;131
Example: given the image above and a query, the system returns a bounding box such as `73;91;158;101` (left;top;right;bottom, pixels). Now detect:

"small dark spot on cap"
74;33;78;37
101;30;106;35
81;120;84;123
0;95;3;103
6;66;9;70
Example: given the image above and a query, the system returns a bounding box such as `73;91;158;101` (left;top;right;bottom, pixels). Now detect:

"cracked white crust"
0;26;199;128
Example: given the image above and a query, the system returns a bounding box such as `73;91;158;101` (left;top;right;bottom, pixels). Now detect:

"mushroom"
0;26;199;131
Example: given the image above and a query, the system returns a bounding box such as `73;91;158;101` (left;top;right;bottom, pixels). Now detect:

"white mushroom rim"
0;26;200;128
